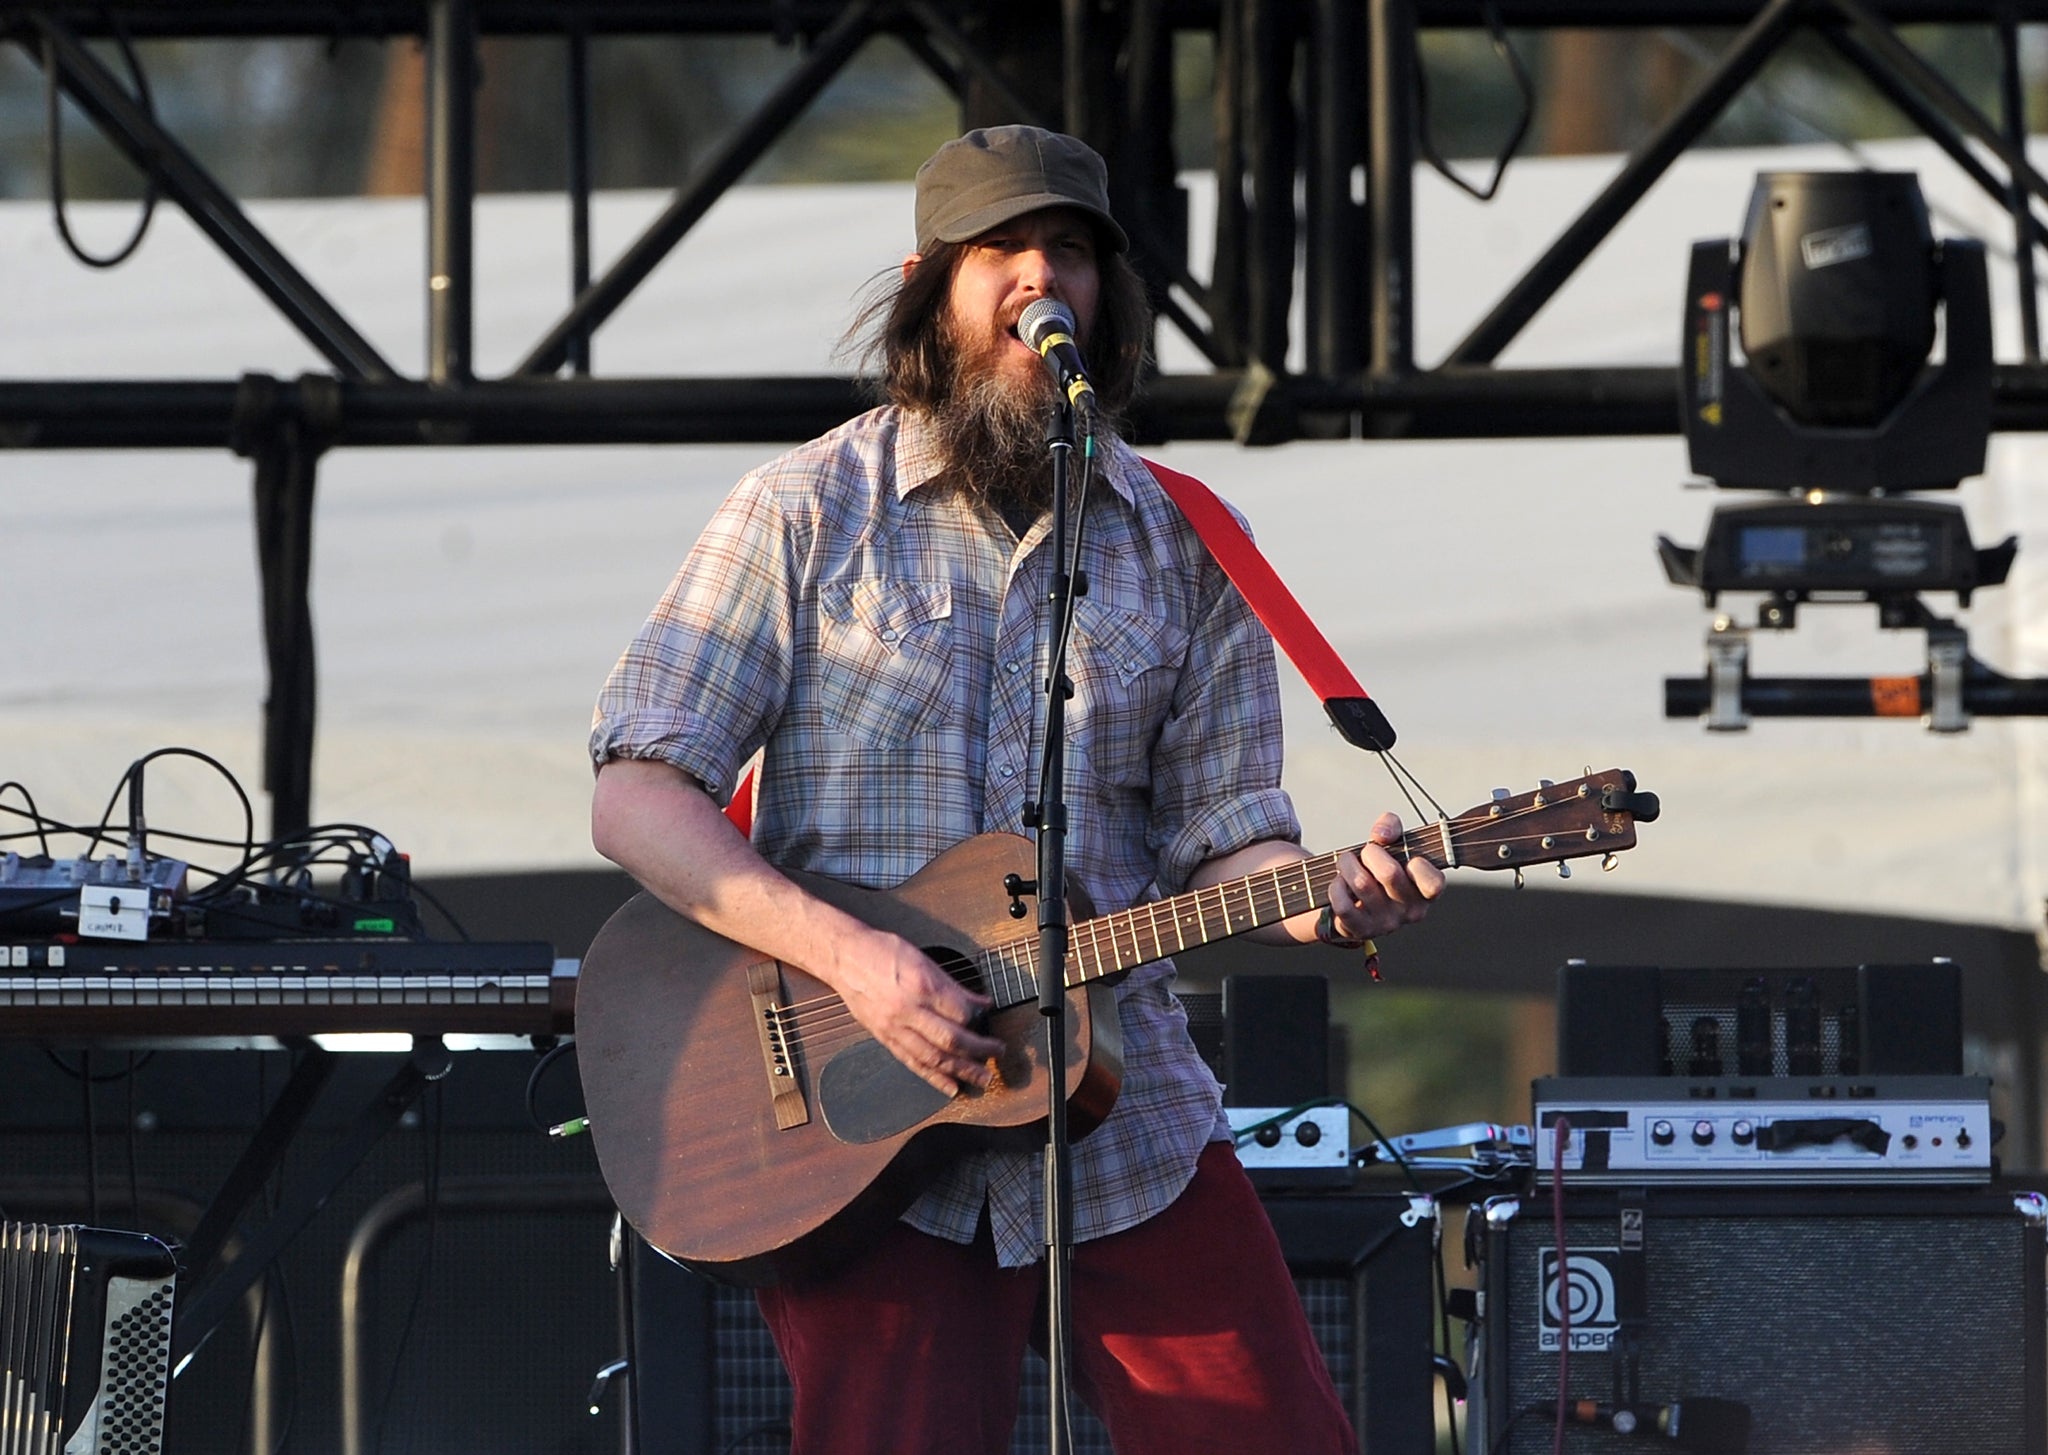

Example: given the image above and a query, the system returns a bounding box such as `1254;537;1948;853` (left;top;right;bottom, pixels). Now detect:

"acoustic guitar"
575;769;1658;1284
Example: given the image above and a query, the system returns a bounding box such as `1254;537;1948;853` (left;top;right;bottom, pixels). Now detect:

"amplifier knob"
1731;1119;1756;1145
1691;1120;1716;1146
1650;1119;1676;1147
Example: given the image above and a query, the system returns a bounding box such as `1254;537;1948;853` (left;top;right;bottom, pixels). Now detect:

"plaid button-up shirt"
591;405;1301;1267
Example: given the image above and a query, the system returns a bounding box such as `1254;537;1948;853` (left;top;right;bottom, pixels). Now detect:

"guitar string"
754;794;1617;1057
754;870;1318;1064
761;852;1346;1044
765;860;1613;1090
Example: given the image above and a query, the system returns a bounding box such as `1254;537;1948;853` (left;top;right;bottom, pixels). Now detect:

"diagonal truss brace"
12;13;400;382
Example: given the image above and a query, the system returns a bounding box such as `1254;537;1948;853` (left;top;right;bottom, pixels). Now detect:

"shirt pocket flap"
1074;600;1189;686
820;577;954;649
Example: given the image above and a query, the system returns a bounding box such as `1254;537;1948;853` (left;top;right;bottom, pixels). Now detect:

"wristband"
1316;905;1369;950
1317;906;1384;982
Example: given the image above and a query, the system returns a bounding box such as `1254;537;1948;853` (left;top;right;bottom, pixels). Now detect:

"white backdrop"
6;139;2048;930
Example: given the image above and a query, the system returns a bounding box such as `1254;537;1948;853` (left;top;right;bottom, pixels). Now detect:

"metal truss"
7;0;2048;831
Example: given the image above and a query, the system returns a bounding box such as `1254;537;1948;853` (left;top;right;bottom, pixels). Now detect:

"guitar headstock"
1439;769;1659;878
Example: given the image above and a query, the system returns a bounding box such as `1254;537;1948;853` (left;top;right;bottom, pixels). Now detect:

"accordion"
1;1223;176;1455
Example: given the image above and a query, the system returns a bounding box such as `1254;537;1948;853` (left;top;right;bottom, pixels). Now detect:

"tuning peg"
1491;788;1510;800
1602;852;1620;872
1540;778;1554;789
1557;862;1571;880
1512;867;1525;890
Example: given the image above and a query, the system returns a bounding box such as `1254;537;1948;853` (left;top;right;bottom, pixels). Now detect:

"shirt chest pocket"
814;577;956;743
1071;600;1189;787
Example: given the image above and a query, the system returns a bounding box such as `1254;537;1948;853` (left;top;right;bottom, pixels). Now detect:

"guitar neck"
968;768;1654;1011
978;828;1448;1012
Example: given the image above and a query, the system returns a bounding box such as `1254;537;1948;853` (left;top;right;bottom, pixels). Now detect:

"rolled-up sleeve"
589;477;795;803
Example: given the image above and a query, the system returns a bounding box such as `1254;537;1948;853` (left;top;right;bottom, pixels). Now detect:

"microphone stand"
1028;394;1082;1455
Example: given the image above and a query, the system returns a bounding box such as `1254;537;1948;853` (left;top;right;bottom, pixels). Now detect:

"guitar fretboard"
974;847;1359;1010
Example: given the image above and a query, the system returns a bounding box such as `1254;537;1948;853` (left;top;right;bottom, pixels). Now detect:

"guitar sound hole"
926;946;984;994
926;946;994;1029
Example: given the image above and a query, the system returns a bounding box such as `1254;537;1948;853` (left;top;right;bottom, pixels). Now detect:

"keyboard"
0;939;571;1039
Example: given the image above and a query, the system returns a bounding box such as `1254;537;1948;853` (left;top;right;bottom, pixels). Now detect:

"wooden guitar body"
575;832;1120;1286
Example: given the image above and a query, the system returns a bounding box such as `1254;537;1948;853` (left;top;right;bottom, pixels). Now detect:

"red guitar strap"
724;457;1394;834
726;762;757;835
1140;458;1395;754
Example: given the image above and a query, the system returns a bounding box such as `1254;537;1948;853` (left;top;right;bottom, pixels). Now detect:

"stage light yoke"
1661;170;2029;732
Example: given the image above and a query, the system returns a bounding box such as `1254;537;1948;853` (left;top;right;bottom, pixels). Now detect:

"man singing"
590;124;1443;1453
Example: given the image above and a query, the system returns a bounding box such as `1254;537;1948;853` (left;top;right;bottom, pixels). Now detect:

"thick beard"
925;320;1061;519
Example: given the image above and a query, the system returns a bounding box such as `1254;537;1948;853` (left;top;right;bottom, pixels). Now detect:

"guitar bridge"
748;959;811;1131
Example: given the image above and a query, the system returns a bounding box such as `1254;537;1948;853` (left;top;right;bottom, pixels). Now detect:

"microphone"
1561;1397;1752;1454
1017;298;1096;411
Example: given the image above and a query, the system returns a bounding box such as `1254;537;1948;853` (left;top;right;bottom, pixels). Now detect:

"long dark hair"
853;230;1152;420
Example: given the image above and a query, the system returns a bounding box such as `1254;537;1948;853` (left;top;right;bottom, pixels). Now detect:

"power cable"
41;5;160;268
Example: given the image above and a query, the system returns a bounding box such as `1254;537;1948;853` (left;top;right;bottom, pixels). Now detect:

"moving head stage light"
1660;171;2041;732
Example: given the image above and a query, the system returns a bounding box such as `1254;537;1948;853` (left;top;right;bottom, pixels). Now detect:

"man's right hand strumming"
591;757;1000;1098
834;927;1001;1097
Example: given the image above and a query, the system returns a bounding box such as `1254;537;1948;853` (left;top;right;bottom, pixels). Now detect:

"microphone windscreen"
1018;298;1076;350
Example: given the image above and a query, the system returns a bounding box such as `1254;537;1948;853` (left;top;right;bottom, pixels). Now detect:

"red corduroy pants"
754;1141;1357;1454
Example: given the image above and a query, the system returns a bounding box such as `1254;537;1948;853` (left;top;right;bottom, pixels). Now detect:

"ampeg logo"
1538;1248;1621;1352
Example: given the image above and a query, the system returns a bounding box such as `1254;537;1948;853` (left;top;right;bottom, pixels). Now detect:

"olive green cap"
913;125;1129;254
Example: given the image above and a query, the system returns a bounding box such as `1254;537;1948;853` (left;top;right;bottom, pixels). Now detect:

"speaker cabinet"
1474;1185;2047;1455
624;1189;1440;1455
1222;975;1331;1104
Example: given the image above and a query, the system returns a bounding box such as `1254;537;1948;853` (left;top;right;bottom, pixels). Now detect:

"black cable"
4;760;449;946
524;1040;580;1136
42;1048;157;1084
1030;414;1103;828
178;821;445;941
400;879;472;942
206;819;388;879
42;5;159;268
1414;0;1533;204
0;782;54;856
80;747;256;864
1348;1100;1425;1194
192;819;448;937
